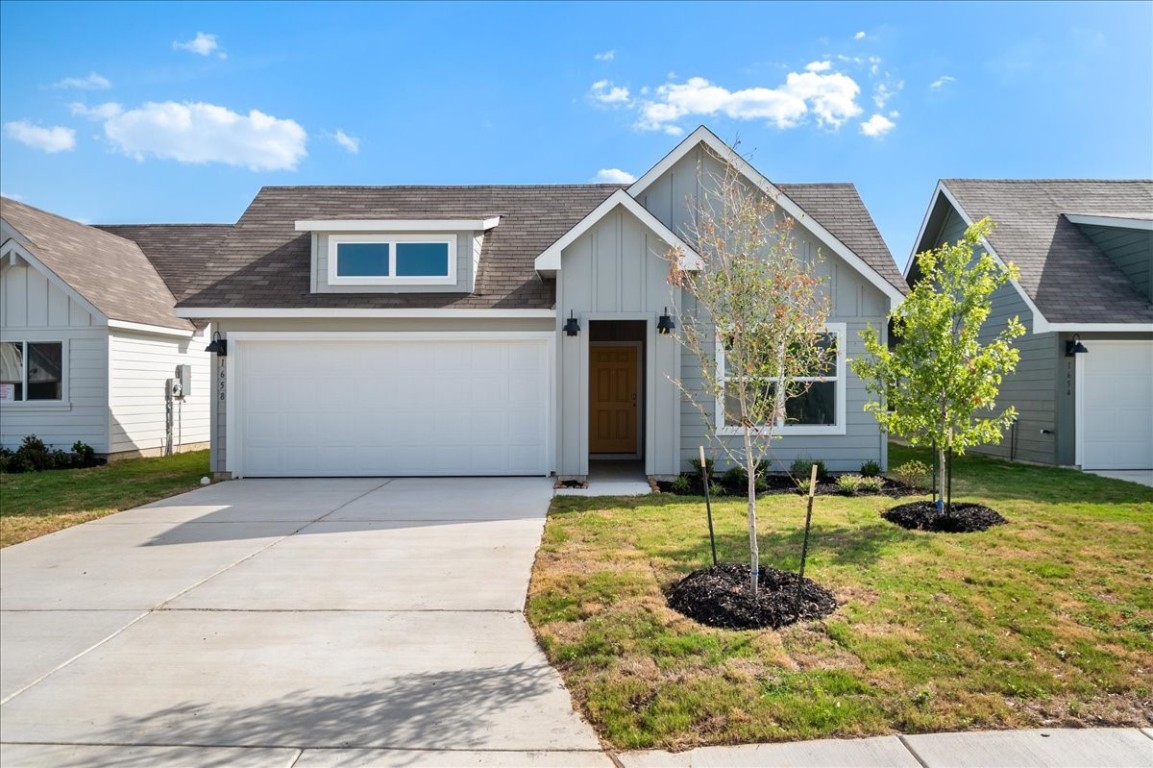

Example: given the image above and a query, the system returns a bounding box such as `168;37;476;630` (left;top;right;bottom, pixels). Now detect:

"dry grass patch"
526;446;1153;749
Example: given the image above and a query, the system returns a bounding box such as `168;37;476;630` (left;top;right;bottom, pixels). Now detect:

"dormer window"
329;235;456;285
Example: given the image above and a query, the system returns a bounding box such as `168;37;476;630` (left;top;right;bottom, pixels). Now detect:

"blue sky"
1;1;1150;268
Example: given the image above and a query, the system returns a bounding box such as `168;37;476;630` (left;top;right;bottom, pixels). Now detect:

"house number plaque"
218;363;226;402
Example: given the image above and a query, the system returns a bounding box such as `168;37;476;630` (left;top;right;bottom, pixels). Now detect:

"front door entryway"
589;344;639;455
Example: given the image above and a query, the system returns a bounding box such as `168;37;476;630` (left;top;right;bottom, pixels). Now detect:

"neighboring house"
175;127;907;480
0;197;222;458
910;180;1153;471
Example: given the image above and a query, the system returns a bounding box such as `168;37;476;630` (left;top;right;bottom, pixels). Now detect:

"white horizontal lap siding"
108;331;211;453
230;333;553;478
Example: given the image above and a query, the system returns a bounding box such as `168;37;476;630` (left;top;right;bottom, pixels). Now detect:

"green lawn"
527;444;1153;750
0;450;210;547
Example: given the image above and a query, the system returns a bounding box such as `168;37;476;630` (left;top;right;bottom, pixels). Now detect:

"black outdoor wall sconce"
657;307;675;335
1065;334;1088;357
205;331;228;357
563;311;580;337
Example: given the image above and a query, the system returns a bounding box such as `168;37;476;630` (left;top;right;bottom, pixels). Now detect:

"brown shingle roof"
779;183;908;295
178;185;622;309
942;180;1153;325
97;224;231;302
1;197;192;331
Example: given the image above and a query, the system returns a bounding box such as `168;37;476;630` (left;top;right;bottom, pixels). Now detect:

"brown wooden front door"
589;345;639;454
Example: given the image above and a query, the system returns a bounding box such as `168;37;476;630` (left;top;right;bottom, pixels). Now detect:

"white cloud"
594;50;615;62
859;113;895;137
854;31;867;40
102;101;306;171
333;129;359;154
872;80;902;109
70;101;123;120
931;75;956;89
53;72;111;90
173;32;225;58
618;64;862;135
4;121;76;152
589;79;631;105
593;168;635;184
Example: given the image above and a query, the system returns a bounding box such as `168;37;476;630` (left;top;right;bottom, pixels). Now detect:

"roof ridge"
255;183;628;192
943;178;1153;184
99;223;233;229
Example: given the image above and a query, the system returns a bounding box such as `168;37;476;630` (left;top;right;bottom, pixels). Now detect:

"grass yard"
527;444;1153;750
0;450;210;548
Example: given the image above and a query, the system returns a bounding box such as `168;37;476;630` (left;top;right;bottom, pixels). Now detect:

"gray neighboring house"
176;127;908;480
910;179;1153;471
0;196;224;457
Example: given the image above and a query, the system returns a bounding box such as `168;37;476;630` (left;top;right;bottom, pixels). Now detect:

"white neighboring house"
0;196;224;459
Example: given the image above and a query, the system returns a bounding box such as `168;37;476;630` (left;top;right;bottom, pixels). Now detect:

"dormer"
297;217;501;294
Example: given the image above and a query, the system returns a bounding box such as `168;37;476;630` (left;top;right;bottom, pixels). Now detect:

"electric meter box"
175;365;191;397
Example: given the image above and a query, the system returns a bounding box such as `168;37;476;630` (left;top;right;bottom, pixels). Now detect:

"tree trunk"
936;445;948;512
743;430;759;596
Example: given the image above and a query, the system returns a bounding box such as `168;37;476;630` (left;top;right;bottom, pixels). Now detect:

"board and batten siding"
107;330;211;454
311;232;476;294
1075;223;1153;303
555;206;681;478
0;261;110;452
206;317;556;476
926;205;1061;465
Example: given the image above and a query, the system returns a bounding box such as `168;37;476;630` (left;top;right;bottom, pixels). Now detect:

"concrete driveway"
1;478;610;767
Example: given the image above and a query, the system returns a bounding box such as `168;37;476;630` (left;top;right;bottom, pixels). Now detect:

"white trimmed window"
328;235;456;286
0;341;64;403
715;323;846;436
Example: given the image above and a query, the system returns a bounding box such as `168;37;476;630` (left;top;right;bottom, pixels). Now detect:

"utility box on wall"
175;365;191;397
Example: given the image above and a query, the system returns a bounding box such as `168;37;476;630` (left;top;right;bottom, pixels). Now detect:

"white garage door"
1081;340;1153;470
234;336;552;477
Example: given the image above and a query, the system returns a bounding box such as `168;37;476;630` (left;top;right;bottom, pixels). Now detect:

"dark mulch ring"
882;501;1008;533
666;562;837;630
655;474;923;498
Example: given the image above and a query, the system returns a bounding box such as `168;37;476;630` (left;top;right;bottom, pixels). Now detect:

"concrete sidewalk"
619;728;1153;767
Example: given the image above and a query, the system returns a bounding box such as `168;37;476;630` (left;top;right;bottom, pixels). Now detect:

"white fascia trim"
931;183;1055;334
534;189;702;273
1047;323;1153;332
1064;213;1153;231
629;126;904;308
906;181;947;278
0;238;106;322
173;307;556;319
107;319;195;338
295;217;500;232
227;330;555;342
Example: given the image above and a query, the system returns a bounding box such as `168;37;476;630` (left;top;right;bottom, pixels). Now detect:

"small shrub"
72;441;97;466
796;478;813;495
859;475;885;493
892;460;930;489
50;449;72;469
791;456;827;482
860;460;882;477
690;457;715;479
708;481;725;497
723;465;747;486
836;474;864;496
670;474;692;494
15;435;53;472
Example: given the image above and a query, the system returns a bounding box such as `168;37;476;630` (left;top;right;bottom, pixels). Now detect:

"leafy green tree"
852;218;1024;510
669;151;832;594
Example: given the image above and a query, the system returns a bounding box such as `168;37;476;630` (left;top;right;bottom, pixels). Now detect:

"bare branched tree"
668;149;832;595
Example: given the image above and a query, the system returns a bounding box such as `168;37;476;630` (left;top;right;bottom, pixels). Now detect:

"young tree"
852;218;1024;510
668;153;832;595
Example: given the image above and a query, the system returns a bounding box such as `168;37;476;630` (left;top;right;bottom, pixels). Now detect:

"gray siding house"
0;197;220;457
174;127;907;480
910;180;1153;471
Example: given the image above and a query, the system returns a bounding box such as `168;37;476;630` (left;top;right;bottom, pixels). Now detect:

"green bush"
723;465;747;486
708;481;725;497
670;474;692;494
1;436;103;473
860;460;882;477
836;474;864;495
892;460;930;489
791;456;827;482
690;457;715;479
859;475;885;493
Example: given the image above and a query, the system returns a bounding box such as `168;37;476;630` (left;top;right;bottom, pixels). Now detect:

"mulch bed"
656;474;922;498
666;563;837;630
882;501;1008;533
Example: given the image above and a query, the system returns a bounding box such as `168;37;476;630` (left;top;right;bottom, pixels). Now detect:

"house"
172;127;907;480
0;197;222;458
910;180;1153;471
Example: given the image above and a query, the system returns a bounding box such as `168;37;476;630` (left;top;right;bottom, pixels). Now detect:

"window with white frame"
715;323;845;435
0;341;64;403
328;235;456;285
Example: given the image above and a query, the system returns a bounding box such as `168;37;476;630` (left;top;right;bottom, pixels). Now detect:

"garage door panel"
1082;341;1153;470
237;338;551;477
